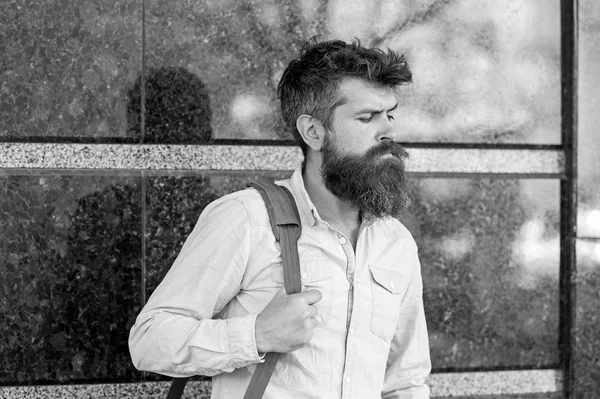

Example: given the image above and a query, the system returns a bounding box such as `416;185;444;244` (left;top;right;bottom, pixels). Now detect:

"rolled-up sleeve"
382;243;431;399
128;197;263;377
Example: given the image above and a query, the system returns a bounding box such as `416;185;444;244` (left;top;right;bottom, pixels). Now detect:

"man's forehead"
336;78;398;110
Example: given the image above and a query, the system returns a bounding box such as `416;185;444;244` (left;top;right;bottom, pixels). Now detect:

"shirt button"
301;272;308;279
345;376;351;384
349;328;354;335
339;237;347;245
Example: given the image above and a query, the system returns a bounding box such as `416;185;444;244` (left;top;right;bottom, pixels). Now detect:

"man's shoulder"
379;217;417;245
207;186;270;228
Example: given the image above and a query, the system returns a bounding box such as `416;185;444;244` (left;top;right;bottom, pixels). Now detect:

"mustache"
365;141;409;160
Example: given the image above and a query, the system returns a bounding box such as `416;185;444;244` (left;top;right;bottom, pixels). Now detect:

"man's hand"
255;289;322;353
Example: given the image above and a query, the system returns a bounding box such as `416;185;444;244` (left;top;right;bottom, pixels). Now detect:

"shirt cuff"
228;314;265;368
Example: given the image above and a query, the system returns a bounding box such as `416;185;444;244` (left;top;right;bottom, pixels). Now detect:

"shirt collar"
278;167;319;227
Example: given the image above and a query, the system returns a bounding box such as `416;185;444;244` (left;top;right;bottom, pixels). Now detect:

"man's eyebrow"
355;102;399;115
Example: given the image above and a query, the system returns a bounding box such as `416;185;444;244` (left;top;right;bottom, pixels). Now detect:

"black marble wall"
1;0;598;397
1;0;562;143
0;174;561;384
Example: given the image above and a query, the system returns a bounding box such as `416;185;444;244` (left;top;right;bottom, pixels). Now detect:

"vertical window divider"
559;0;579;398
140;0;146;144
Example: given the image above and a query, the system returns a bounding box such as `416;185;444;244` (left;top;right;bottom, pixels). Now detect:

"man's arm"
382;243;431;399
128;197;262;377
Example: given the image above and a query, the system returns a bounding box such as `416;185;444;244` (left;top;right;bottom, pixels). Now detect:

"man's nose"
377;119;397;142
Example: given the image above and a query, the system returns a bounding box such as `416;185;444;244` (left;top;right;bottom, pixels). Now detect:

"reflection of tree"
407;179;559;369
2;0;560;142
371;0;455;46
147;0;560;142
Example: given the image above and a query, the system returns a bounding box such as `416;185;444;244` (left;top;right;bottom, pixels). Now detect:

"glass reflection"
0;171;562;382
2;0;560;143
147;0;559;143
0;173;143;383
575;1;600;396
405;178;560;369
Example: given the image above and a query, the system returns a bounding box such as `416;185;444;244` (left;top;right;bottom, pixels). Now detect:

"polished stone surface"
0;0;142;140
1;1;560;143
426;370;561;396
0;172;143;383
0;143;305;171
0;173;562;385
0;170;292;385
0;143;564;177
0;371;563;398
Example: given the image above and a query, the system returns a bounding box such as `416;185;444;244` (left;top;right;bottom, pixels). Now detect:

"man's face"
320;79;410;219
325;78;400;156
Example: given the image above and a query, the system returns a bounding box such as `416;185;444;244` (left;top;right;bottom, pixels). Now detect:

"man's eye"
387;114;395;121
358;116;373;123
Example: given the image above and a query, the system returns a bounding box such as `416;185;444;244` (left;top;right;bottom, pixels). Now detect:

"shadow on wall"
127;66;213;144
36;66;219;382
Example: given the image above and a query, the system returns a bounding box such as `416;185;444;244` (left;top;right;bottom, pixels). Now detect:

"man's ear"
296;114;326;151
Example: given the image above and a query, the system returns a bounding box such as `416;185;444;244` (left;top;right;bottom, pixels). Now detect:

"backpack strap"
166;179;302;399
243;179;302;399
247;179;302;295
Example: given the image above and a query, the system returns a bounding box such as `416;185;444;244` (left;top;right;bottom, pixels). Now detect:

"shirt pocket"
271;260;333;327
369;265;409;342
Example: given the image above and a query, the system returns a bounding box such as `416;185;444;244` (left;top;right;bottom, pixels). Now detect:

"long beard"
320;138;410;220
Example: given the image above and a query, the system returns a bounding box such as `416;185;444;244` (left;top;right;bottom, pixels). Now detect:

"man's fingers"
298;289;322;305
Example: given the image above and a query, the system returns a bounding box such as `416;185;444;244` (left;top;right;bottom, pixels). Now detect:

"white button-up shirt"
129;168;431;398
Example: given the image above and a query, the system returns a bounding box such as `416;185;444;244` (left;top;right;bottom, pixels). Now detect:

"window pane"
575;0;600;397
146;0;560;144
0;1;142;141
2;1;560;144
0;171;561;384
0;171;143;384
578;0;600;238
406;178;560;369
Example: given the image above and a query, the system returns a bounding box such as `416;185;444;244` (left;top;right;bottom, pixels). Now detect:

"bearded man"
129;39;431;399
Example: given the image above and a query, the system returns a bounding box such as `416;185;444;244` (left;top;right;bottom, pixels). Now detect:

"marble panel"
0;171;143;384
574;238;600;399
0;1;142;140
407;178;561;369
145;0;559;144
433;396;561;399
118;380;211;399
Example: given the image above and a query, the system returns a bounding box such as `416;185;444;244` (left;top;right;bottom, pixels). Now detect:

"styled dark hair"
128;66;212;143
277;39;412;156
